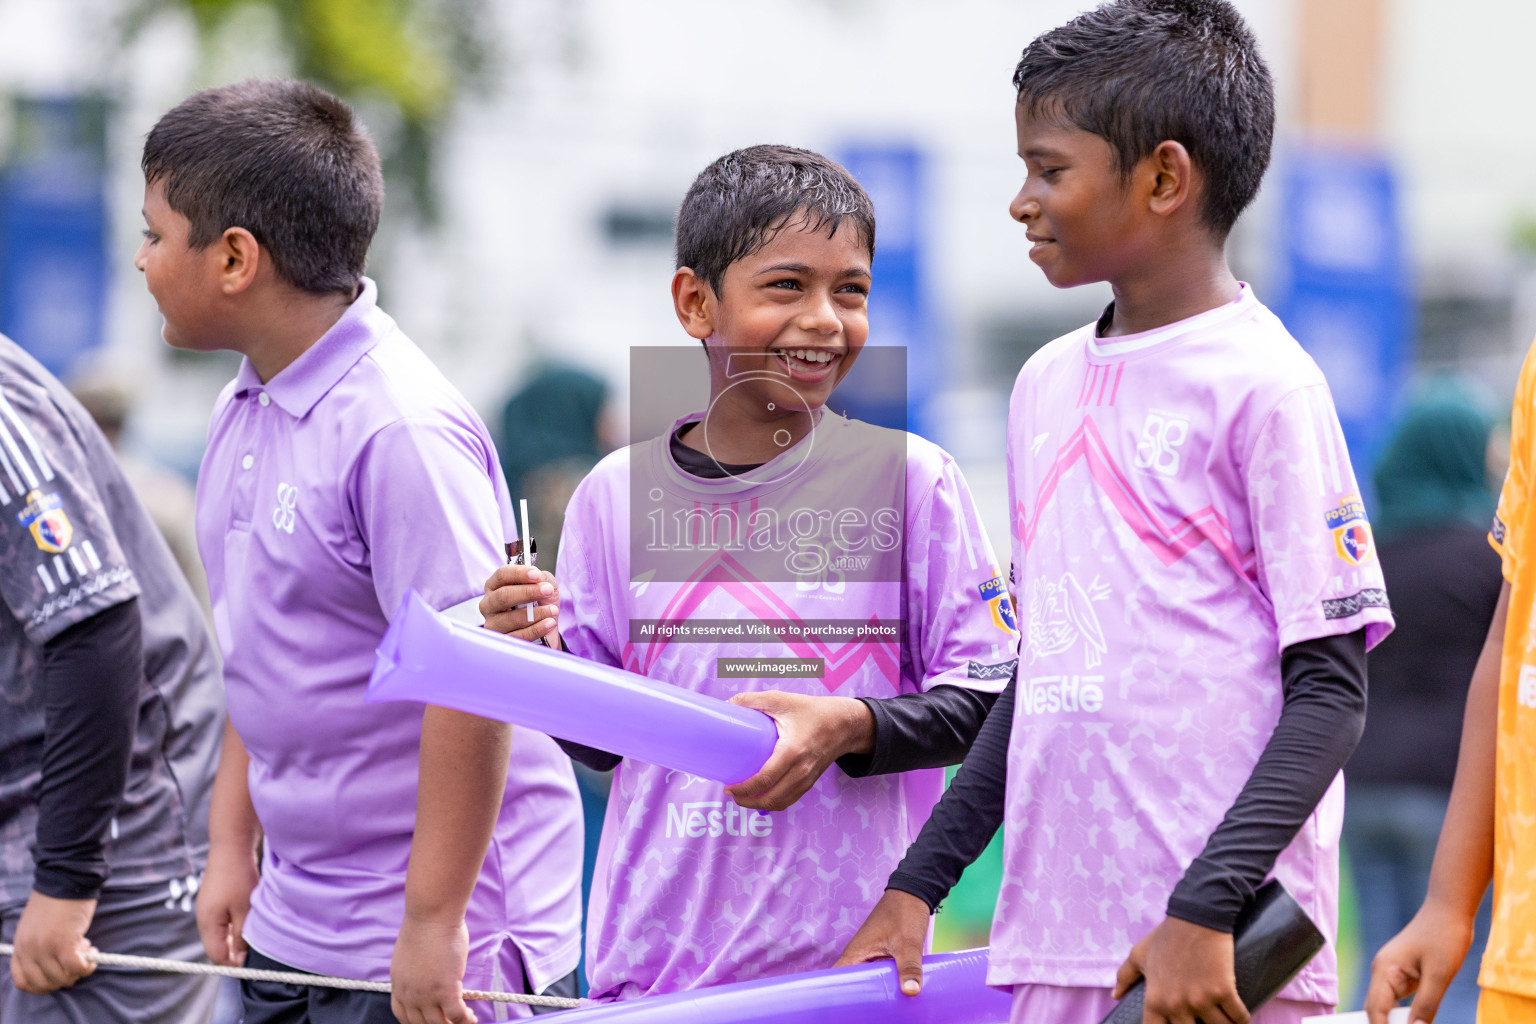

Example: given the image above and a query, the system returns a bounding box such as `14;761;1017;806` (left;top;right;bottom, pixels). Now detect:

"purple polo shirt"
195;279;582;994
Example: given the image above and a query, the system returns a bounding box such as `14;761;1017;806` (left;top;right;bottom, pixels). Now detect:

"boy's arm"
1113;629;1367;1023
12;600;143;995
0;381;148;994
196;718;262;967
390;706;511;1024
1365;581;1506;1024
731;454;1012;809
836;673;1015;995
835;685;999;777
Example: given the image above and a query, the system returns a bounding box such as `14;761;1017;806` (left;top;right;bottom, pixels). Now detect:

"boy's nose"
133;242;148;272
1009;188;1038;224
796;293;842;334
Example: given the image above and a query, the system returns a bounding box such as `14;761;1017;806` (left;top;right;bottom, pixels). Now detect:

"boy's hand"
834;889;931;996
1115;916;1249;1024
1364;900;1476;1024
479;565;559;646
390;912;475;1024
723;692;874;811
10;892;96;994
195;840;260;966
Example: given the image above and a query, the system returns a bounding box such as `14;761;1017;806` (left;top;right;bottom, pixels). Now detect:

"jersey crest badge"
16;489;72;553
979;573;1019;635
1325;494;1373;565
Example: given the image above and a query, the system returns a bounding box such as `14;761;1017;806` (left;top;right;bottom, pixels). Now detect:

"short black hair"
142;79;383;295
1013;0;1274;236
675;145;875;296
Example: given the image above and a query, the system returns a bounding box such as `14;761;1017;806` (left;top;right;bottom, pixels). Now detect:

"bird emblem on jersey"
1026;572;1110;669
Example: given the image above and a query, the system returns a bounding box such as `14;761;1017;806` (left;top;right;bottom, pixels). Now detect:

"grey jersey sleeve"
0;378;140;643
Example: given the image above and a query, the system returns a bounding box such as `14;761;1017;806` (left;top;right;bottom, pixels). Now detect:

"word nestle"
629;619;905;643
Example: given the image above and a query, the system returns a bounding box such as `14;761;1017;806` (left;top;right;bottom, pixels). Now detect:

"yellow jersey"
1484;337;1536;996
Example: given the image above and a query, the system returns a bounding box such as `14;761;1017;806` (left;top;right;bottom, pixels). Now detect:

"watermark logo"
630;346;908;584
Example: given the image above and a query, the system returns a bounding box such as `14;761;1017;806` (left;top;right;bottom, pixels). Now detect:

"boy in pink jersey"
481;145;1017;1000
838;3;1394;1023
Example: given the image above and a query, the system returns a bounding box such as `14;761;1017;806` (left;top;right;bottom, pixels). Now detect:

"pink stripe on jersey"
1021;418;1255;582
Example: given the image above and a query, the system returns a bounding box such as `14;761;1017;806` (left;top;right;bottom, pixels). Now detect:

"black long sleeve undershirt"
888;630;1368;933
34;599;143;900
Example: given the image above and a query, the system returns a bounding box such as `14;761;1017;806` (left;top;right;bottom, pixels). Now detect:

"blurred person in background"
498;362;613;995
70;372;211;619
498;363;613;571
1344;377;1502;1019
0;333;224;1023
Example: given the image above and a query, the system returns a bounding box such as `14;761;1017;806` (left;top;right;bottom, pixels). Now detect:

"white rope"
0;943;580;1009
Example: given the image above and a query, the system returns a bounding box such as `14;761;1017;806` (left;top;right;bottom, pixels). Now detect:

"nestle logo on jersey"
665;800;773;839
1020;674;1104;715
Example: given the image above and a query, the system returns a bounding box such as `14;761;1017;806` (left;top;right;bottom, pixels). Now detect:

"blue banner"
1273;147;1413;477
837;144;932;437
0;97;110;380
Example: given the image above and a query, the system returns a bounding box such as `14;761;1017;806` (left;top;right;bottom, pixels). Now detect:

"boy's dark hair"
1013;0;1274;236
676;145;875;296
142;79;383;295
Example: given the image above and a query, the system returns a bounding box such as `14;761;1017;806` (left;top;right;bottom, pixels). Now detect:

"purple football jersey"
559;412;1014;1000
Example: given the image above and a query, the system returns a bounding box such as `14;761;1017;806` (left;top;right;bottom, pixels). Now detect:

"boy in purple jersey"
136;81;584;1024
480;145;1016;1000
838;3;1394;1024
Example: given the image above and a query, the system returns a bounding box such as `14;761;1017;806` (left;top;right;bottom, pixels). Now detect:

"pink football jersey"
559;412;1015;1001
992;286;1393;1005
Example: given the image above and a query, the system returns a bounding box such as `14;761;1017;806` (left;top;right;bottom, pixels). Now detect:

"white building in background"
0;0;1526;546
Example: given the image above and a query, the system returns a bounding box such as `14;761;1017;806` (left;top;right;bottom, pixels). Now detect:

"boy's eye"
1040;167;1063;182
767;279;801;290
838;283;869;297
141;229;159;243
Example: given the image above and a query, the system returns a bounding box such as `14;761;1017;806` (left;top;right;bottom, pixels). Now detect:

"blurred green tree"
122;0;494;221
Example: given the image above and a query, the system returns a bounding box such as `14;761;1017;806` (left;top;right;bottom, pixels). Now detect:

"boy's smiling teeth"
774;348;837;364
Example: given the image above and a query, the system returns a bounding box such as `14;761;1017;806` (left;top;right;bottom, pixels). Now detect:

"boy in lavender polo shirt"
135;81;583;1024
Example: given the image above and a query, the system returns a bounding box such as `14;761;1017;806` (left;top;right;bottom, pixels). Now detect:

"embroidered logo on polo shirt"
272;483;298;534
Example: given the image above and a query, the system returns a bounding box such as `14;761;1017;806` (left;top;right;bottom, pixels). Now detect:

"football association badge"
1325;494;1373;565
979;573;1019;635
16;489;72;553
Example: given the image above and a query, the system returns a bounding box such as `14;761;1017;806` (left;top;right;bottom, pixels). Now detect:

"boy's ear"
1146;140;1194;218
672;267;716;341
216;226;263;296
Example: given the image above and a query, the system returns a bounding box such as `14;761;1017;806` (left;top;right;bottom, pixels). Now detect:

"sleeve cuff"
32;861;108;902
886;872;945;914
1166;889;1241;934
834;698;890;779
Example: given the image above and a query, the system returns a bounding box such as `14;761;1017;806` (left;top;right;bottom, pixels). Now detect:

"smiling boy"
837;4;1393;1023
137;81;583;1024
481;144;1015;1000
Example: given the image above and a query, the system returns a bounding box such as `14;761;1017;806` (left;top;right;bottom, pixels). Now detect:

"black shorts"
241;948;578;1023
